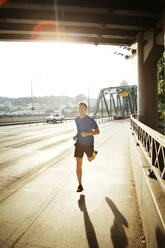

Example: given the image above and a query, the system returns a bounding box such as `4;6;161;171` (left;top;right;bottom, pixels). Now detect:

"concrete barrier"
0;116;74;126
0;116;46;123
129;131;165;248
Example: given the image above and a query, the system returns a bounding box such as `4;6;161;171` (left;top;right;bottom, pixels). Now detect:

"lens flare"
0;0;10;7
32;21;65;41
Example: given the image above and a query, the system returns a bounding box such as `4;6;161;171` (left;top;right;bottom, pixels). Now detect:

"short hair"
79;102;88;108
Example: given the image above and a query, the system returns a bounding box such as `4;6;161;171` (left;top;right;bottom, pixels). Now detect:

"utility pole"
31;73;41;111
58;96;60;110
88;90;90;114
31;80;34;111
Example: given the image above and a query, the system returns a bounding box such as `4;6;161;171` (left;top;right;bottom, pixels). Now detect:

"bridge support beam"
137;36;163;130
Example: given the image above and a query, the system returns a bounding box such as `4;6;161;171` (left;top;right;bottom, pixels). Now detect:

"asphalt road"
0;119;145;248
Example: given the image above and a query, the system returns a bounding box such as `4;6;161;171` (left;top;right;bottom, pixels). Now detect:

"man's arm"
73;135;77;141
81;128;100;137
73;118;78;140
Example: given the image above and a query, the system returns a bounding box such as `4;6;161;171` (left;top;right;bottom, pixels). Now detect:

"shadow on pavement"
78;194;99;248
105;197;129;248
155;226;165;248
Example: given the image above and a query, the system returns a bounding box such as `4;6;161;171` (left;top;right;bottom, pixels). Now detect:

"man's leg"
76;157;83;185
76;157;84;192
87;156;94;162
87;152;97;162
87;146;98;162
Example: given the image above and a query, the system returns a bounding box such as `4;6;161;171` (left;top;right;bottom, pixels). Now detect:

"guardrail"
0;118;73;126
0;116;114;126
130;115;165;192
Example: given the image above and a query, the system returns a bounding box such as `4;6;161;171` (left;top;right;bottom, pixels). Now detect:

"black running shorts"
74;143;94;158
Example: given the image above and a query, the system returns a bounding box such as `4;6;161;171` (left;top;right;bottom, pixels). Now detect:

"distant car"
46;113;64;123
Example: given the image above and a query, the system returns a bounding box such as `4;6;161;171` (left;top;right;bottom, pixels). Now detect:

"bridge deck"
0;120;145;248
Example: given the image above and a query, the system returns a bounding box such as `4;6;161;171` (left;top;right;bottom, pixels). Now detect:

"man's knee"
87;156;93;162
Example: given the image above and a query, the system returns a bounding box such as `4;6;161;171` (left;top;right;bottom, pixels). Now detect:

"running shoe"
93;151;98;159
76;185;84;192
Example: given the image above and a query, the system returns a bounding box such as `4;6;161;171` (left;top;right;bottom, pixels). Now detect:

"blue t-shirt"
75;115;98;146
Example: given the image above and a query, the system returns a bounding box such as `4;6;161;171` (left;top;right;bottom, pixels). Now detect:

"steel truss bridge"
93;85;137;118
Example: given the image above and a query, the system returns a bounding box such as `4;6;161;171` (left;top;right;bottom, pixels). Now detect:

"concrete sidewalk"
0;121;145;248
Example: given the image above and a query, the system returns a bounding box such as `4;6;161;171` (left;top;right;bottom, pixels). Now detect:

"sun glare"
32;21;65;41
0;41;137;98
0;0;9;7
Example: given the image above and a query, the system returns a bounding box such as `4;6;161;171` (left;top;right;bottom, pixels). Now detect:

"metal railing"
130;115;165;191
0;115;114;126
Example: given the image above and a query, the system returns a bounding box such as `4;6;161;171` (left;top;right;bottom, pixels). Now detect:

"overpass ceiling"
0;0;164;46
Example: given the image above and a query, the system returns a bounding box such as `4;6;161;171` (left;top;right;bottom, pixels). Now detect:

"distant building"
120;80;128;86
4;101;12;107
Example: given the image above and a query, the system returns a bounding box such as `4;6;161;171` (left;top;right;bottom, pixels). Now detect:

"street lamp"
88;90;90;114
31;80;34;111
30;73;42;111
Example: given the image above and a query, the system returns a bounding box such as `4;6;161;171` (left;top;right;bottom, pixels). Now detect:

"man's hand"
73;136;77;141
81;132;89;137
81;129;100;137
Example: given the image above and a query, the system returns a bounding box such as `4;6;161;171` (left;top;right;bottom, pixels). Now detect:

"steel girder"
93;85;137;118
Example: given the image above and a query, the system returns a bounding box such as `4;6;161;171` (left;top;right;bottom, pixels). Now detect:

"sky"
0;41;137;99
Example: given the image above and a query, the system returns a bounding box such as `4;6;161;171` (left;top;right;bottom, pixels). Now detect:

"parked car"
46;112;64;123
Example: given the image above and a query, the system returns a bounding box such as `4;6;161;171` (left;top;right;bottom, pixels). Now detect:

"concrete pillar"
137;41;163;130
163;8;165;47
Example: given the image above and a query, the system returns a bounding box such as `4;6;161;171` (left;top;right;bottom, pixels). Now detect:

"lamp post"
31;80;34;111
88;90;90;114
30;73;42;111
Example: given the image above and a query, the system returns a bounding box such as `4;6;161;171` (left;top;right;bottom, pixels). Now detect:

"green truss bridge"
93;85;137;118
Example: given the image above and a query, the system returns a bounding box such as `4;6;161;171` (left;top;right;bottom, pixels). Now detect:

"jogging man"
73;102;100;192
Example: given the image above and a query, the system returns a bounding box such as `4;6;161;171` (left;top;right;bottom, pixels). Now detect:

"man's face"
79;104;87;115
